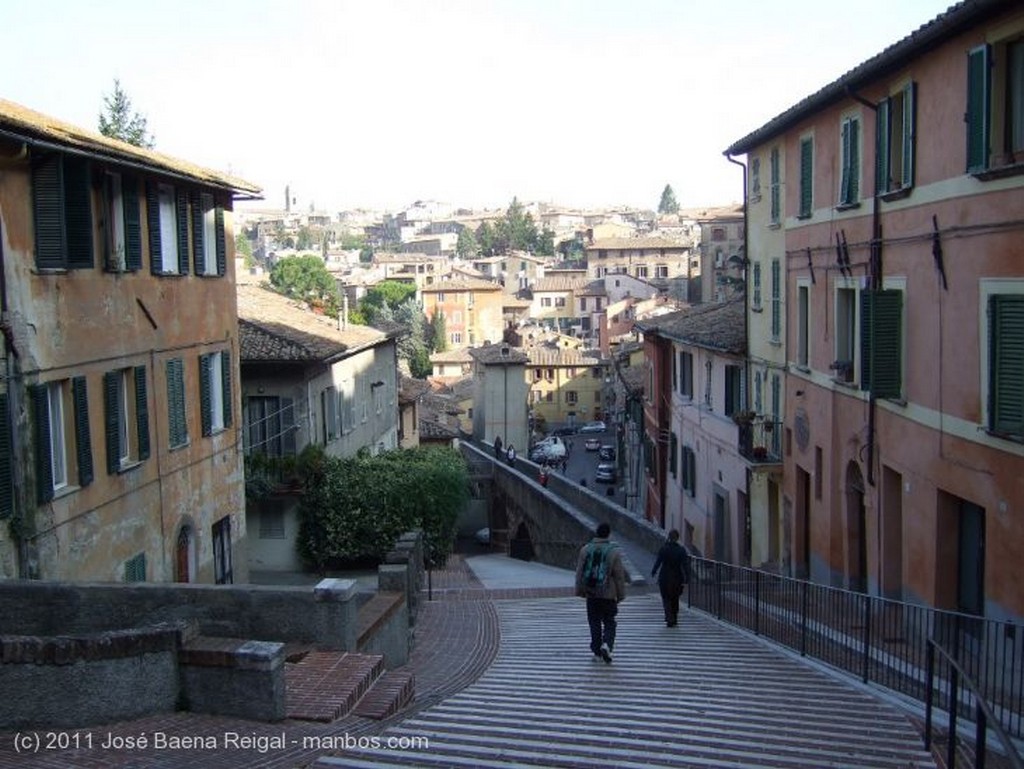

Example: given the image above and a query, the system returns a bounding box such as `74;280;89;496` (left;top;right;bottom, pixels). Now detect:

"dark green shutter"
799;138;813;216
134;366;150;461
167;358;186;447
63;157;94;269
669;432;678;478
848;119;859;202
146;181;162;274
72;376;93;487
31;153;66;269
191;191;204;275
215;206;226;276
199;354;212;436
123;175;142;271
902;81;916;189
861;290;903;399
221;352;232;428
103;371;121;474
990;295;1024;436
876;98;890;194
0;393;12;518
841;121;852;203
966;45;990;172
31;384;53;503
176;189;190;275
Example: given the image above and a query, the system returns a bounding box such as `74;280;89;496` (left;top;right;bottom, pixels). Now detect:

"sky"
3;0;955;215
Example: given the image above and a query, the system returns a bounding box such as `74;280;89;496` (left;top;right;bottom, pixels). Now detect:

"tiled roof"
430;349;474;364
421;278;501;292
0;98;260;196
586;237;689;251
237;283;389;363
469;343;530;365
532;275;588;292
577;280;608;297
635;298;745;355
526;347;603;366
725;0;1014;154
399;377;432;405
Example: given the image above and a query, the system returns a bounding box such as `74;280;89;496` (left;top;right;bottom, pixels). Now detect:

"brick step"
285;651;384;722
352;670;416;720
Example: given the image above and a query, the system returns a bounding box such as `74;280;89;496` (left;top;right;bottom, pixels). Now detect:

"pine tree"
658;184;680;215
98;79;155;148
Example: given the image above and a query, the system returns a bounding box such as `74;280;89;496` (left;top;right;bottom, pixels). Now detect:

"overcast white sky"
4;0;953;214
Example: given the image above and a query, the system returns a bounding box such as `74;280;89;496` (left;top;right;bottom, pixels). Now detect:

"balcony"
736;416;783;464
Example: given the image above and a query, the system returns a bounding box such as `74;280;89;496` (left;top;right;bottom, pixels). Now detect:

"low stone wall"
179;636;286;722
356;591;409;668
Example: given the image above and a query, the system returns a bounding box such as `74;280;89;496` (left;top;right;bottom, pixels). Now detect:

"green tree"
296;226;315;251
234;232;254;269
476;221;496;256
456;227;479;259
297;446;469;571
658;184;680;215
429;310;448;353
536;228;556;256
98;79;155;148
269;254;338;314
360;280;417;324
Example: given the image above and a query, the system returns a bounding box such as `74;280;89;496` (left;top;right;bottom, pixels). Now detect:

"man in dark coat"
651;529;690;627
575;522;627;663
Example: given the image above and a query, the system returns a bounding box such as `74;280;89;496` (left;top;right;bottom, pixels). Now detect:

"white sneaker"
599;643;612;664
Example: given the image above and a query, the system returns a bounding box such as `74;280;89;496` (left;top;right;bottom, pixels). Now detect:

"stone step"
285;651;383;722
352;669;416;720
312;595;936;767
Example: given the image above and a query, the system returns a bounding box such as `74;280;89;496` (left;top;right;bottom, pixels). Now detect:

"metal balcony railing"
737;419;782;462
688;558;1024;745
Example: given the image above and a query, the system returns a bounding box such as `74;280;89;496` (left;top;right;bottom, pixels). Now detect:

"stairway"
286;650;414;723
313;594;935;768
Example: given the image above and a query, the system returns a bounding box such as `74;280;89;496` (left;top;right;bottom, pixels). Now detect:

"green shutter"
799;138;813;217
966;45;990;172
134;366;150;461
902;81;917;189
63;157;94;269
72;376;93;487
31;384;53;503
0;393;12;518
176;189;190;275
191;191;204;275
146;181;162;274
123;175;142;271
861;290;903;399
31;153;66;269
221;352;232;428
124;552;146;582
849;119;859;202
199;354;212;436
990;295;1024;436
840;120;852;203
669;432;678;478
215;206;226;276
167;358;187;447
103;371;120;474
876;98;891;194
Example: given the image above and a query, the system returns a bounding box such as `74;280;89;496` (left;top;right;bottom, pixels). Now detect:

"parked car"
529;436;566;463
551;425;578;437
584;437;601;451
578;420;607;434
595;463;617;483
598;445;616;461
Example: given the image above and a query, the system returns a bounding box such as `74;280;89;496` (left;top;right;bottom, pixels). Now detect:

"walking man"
651;529;691;627
575;522;626;663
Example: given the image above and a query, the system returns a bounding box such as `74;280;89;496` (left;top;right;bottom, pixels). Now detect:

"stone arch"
509;521;535;561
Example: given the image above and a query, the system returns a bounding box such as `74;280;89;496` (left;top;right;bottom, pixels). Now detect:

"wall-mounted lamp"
795;390;805;397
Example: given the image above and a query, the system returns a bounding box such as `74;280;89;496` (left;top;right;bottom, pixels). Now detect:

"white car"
529;436;566;462
578;420;607;434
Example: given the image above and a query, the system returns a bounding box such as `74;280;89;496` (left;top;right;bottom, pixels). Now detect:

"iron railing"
737;419;783;462
688;558;1024;743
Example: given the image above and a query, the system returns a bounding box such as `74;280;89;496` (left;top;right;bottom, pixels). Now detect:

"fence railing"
687;558;1024;743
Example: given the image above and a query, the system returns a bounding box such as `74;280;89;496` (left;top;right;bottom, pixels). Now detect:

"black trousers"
586;597;618;653
659;582;683;625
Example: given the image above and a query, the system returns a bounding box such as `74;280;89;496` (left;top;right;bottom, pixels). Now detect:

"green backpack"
582;544;611;595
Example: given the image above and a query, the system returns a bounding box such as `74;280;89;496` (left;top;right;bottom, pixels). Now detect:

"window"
103;367;150;474
436;292;446;302
192;192;226;277
212;516;233;584
104;172;142;272
770;259;781;341
124;552;146;583
541;297;552;307
769;147;781;225
31;153;94;269
679;351;693;398
751;157;761;199
451;332;462;345
148;183;190;275
752;262;762;309
876;82;917;194
636;265;648;278
712;228;726;241
724;365;744;416
166;358;188;449
580;298;588;311
797;283;810;368
988;294;1024;438
799;136;813;218
246;395;296;457
259;508;286;539
555;296;566;307
681;446;696;497
704;359;712;408
566;391;578;405
31;377;93;502
838;116;861;207
656;264;668;278
754;371;763;414
199;351;232;436
835;286;858;384
967;39;1024;173
341;381;356;433
669;432;678;478
546;368;555;381
322;386;339;442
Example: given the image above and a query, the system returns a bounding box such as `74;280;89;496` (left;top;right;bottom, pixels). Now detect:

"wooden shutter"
860;290;903;399
799;138;813;217
215;205;226;276
72;376;93;487
0;393;12;518
103;371;121;474
199;354;212;437
669;432;678;478
966;45;991;172
848;119;859;202
875;98;890;194
841;121;853;203
123;175;142;271
167;358;187;447
191;191;204;276
176;189;190;275
221;352;232;428
63;157;94;269
134;365;150;461
989;295;1024;436
902;81;917;189
31;384;53;503
146;181;162;274
31;153;66;269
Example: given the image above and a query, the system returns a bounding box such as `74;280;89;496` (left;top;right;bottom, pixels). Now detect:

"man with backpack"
575;522;627;663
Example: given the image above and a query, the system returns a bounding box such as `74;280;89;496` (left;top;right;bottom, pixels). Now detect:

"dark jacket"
651;541;691;589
